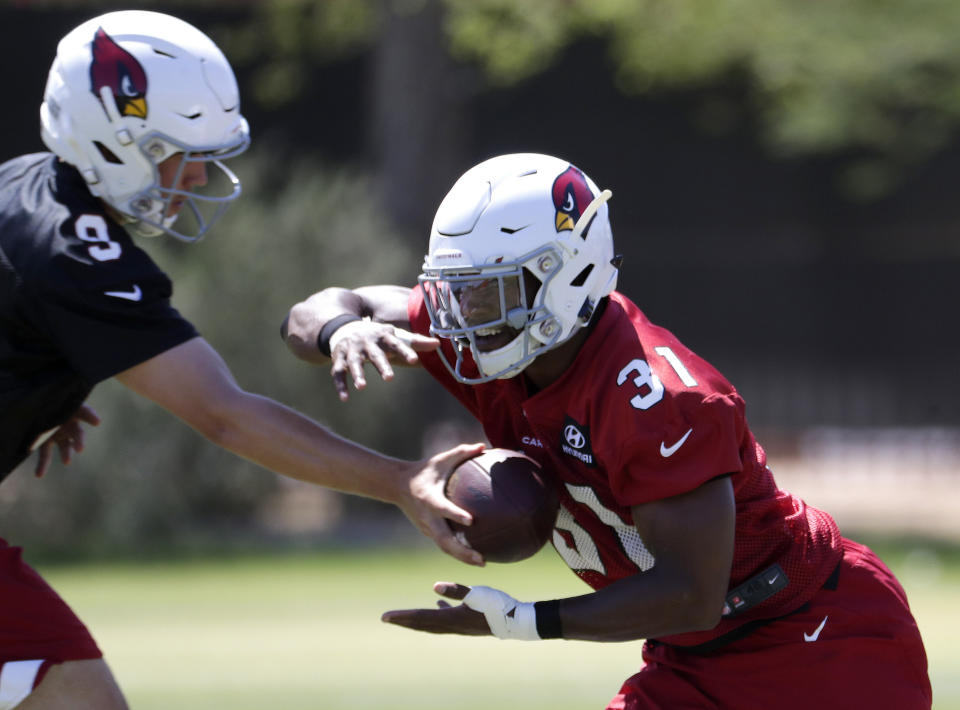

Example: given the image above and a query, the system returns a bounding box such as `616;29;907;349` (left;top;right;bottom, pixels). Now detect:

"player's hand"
381;582;491;636
395;443;486;567
34;404;101;478
329;319;439;401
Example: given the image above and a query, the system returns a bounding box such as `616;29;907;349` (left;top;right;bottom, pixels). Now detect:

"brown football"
446;448;560;563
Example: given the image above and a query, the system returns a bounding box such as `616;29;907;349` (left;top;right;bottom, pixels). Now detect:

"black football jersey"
0;153;198;477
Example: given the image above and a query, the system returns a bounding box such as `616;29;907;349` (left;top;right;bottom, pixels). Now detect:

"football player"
0;11;482;709
283;153;932;709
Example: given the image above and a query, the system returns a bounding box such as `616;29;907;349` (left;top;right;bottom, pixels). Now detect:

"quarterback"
284;153;932;708
0;11;481;709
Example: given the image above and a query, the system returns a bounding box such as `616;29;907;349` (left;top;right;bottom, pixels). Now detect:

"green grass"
36;539;960;710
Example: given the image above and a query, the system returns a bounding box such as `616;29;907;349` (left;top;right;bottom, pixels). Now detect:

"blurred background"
2;0;957;553
0;0;958;706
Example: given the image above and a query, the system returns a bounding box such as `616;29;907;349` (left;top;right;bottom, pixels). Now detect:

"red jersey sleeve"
407;285;431;338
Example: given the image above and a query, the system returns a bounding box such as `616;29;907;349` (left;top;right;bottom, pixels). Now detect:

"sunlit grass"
37;538;959;710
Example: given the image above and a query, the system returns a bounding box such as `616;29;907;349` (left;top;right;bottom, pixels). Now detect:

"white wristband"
463;586;540;641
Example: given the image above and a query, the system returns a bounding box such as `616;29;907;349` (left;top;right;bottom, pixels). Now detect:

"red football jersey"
409;288;843;647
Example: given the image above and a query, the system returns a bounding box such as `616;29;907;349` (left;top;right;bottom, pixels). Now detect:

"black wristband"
317;314;362;356
534;600;563;639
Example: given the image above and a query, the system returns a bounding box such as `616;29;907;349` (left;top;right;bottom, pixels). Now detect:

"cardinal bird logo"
89;27;148;120
551;165;596;234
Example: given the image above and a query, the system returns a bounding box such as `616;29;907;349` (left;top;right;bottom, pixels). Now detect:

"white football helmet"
40;10;250;242
419;153;619;384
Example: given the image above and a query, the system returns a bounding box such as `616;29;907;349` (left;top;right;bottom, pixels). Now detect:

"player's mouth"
473;325;520;352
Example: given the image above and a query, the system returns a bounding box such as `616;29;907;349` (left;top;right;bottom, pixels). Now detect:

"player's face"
450;275;523;353
157;153;209;217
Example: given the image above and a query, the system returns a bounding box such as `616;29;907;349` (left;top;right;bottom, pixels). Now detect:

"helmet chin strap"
101;200;169;238
126;217;167;238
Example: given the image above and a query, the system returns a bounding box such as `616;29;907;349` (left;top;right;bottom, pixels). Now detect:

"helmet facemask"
419;246;561;383
119;130;248;241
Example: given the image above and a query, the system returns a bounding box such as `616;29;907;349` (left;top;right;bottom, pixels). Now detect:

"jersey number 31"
616;346;697;410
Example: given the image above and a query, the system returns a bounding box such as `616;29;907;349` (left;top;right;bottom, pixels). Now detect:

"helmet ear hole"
570;264;594;288
93;141;123;164
521;267;541;308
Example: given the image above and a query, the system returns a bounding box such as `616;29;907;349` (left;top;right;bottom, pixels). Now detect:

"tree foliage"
228;0;960;198
447;1;960;150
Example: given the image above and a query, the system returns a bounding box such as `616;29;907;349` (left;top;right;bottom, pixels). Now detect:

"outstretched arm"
115;336;484;565
382;475;736;639
283;285;438;400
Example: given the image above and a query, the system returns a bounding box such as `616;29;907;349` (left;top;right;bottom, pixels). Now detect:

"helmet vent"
153;48;176;58
580;214;597;239
93;141;123;165
500;225;528;234
570;264;594;287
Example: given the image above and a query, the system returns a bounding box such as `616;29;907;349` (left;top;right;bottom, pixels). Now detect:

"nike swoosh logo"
804;615;829;642
104;285;143;302
660;428;693;457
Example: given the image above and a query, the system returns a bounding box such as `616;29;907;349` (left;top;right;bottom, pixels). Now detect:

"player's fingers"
429;442;486;485
429;490;473;527
380;609;426;629
73;425;85;453
346;352;367;391
56;424;82;463
333;375;349;402
392;327;439;351
365;345;395;382
423;443;487;525
381;607;489;635
61;419;79;439
433;581;471;600
432;524;484;567
330;352;351;401
407;334;440;352
432;442;485;506
57;438;71;465
384;335;420;365
380;609;470;634
445;442;487;467
34;443;52;478
380;608;453;632
388;328;437;363
77;404;101;426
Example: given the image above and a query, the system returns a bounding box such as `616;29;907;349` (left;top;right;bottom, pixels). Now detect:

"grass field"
37;537;960;710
